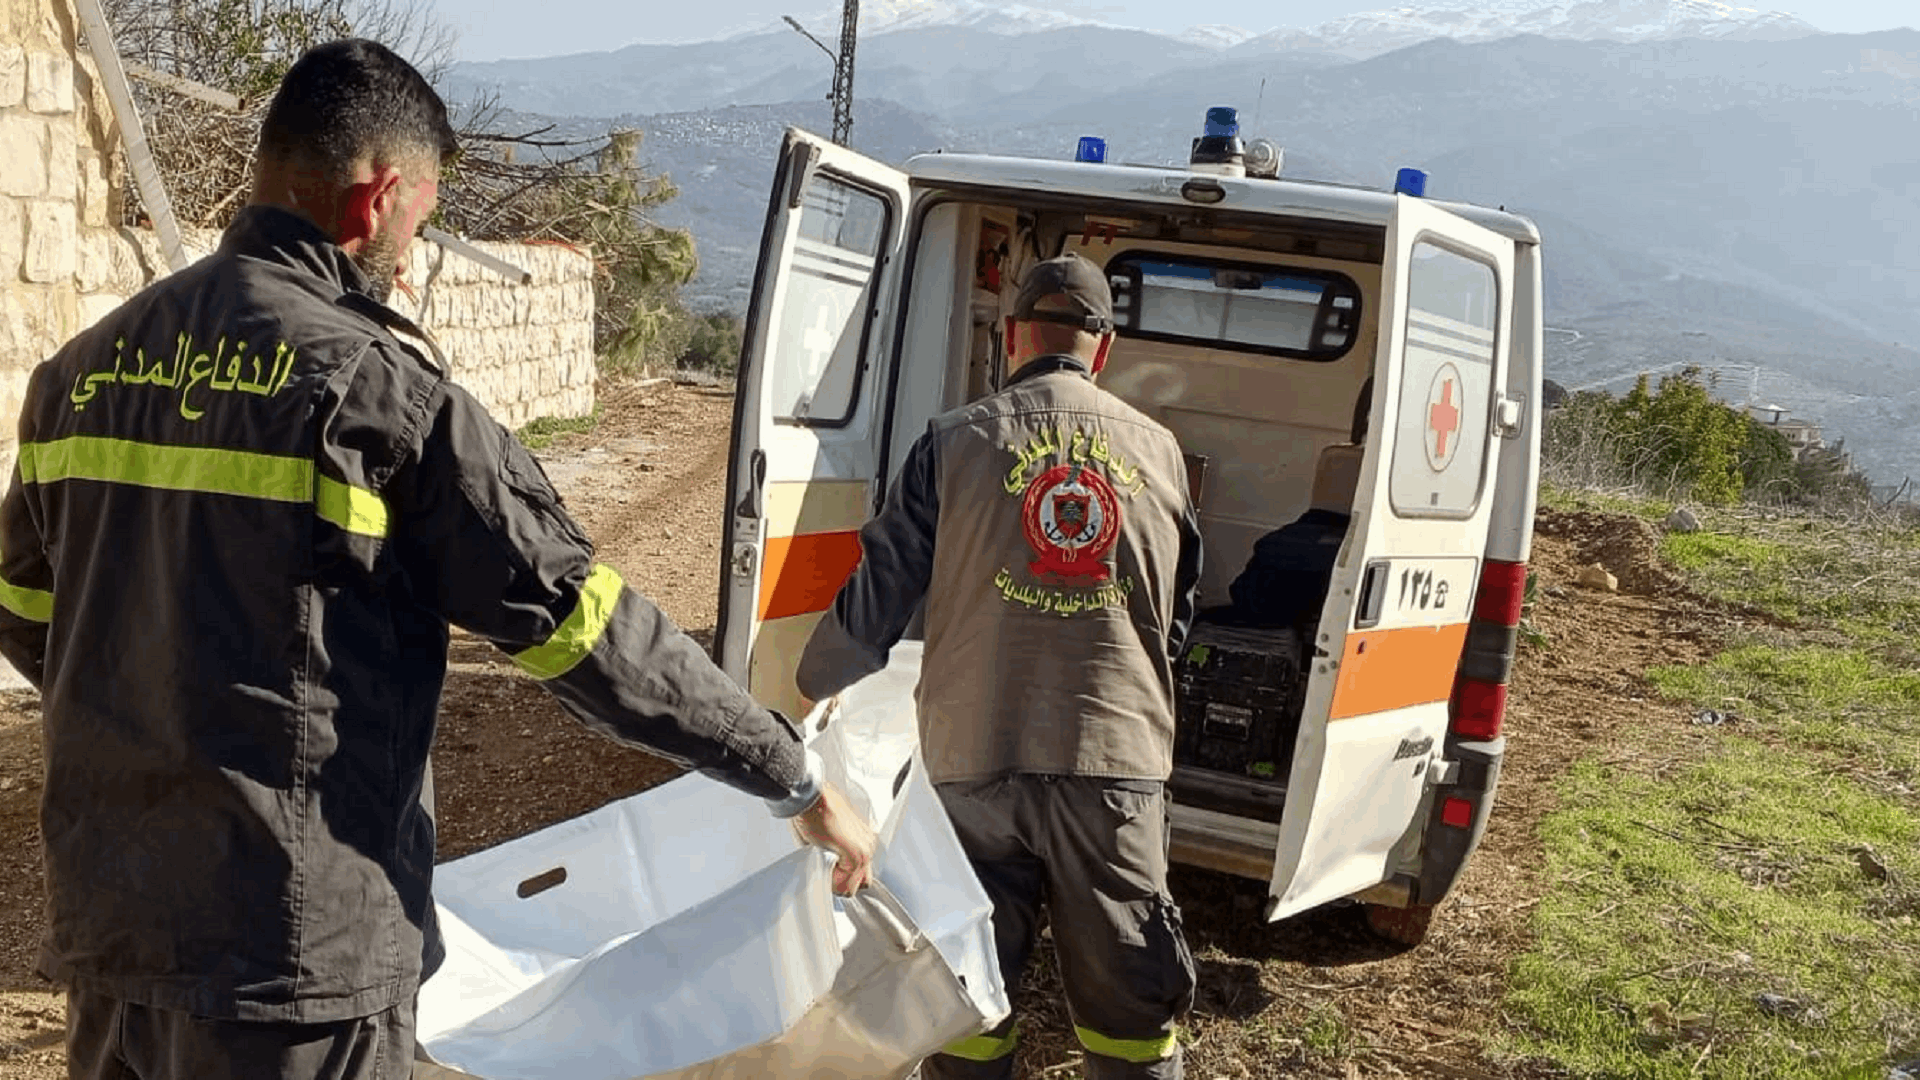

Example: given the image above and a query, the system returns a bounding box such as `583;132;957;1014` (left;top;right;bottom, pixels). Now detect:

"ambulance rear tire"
1363;901;1436;948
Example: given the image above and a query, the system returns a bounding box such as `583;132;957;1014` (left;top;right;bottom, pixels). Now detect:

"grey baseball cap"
1011;254;1114;334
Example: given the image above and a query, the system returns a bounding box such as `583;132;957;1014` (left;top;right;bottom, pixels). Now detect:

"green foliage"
1300;1004;1357;1061
516;404;602;451
1544;369;1877;511
1614;369;1750;505
679;313;745;375
1739;419;1797;501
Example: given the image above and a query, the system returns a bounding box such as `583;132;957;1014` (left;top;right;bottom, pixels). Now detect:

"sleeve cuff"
764;746;827;819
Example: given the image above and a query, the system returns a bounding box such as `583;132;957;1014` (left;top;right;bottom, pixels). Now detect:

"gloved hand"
791;781;876;896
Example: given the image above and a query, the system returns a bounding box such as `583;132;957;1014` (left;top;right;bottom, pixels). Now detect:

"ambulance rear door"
716;129;910;719
1268;195;1517;918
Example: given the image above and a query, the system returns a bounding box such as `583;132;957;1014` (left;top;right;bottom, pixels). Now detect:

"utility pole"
831;0;857;146
783;0;858;146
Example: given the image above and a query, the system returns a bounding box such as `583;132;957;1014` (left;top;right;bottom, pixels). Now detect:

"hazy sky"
442;0;1917;63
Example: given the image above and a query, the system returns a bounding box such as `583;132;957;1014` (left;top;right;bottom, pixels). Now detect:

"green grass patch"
1655;513;1920;642
1539;483;1674;521
1649;644;1920;801
1300;1002;1356;1062
516;405;602;451
1501;744;1920;1078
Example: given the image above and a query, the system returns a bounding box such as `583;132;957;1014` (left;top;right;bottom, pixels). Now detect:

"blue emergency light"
1204;107;1239;138
1075;136;1107;163
1395;167;1429;197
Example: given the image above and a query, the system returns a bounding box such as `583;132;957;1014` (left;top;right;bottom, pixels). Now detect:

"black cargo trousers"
922;775;1197;1080
63;987;415;1080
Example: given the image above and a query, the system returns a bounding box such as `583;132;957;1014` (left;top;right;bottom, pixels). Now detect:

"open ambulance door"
716;130;910;720
1267;195;1516;919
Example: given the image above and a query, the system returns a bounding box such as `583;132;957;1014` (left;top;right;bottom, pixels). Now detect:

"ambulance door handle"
1494;393;1525;439
734;449;766;520
1354;561;1390;629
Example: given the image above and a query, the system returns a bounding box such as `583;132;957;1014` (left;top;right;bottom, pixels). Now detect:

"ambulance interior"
893;197;1389;834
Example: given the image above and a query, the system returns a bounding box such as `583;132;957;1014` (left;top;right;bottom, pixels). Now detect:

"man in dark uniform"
0;39;872;1080
798;254;1203;1079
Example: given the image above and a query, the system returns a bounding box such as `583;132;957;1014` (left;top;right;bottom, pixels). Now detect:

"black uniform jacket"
0;207;812;1023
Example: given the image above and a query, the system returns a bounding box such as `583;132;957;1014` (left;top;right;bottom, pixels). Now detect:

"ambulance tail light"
1452;679;1508;741
1474;559;1528;626
1449;559;1526;742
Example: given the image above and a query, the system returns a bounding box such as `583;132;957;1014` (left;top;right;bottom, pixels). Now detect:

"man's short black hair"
257;39;459;184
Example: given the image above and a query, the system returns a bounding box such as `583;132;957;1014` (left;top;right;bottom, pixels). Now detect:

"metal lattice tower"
784;2;858;147
831;0;858;145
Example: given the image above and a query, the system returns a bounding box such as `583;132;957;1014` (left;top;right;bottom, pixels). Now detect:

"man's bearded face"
354;167;438;305
353;223;403;304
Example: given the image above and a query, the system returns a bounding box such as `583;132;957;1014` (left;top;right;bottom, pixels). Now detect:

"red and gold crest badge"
1021;463;1122;580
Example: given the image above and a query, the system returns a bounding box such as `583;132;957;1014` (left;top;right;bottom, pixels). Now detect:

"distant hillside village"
1743;403;1835;465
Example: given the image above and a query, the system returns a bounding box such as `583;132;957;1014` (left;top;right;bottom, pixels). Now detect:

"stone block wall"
122;228;601;432
389;239;598;430
0;0;125;481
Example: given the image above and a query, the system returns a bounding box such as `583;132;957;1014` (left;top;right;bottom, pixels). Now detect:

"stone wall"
121;228;600;432
0;0;122;481
0;0;597;479
390;239;598;430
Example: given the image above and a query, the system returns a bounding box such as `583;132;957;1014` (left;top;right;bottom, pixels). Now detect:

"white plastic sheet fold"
417;644;1009;1078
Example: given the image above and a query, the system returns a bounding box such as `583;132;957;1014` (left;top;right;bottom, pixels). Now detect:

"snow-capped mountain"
1179;24;1259;49
1236;0;1818;57
788;0;1090;39
785;0;1816;55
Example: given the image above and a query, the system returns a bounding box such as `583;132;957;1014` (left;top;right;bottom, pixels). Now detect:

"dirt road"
0;378;1719;1078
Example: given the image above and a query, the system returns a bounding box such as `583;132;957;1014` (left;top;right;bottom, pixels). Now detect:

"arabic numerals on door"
1396;567;1449;611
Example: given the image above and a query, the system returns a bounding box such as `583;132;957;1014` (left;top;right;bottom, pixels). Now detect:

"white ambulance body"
714;125;1542;940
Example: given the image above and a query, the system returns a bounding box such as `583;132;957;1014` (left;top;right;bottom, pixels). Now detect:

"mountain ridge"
706;0;1818;57
446;25;1920;483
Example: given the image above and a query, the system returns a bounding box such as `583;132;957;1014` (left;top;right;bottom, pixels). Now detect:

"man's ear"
338;166;405;250
1090;332;1114;375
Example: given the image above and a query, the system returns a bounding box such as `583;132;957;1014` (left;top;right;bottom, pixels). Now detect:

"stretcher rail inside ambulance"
719;106;1542;941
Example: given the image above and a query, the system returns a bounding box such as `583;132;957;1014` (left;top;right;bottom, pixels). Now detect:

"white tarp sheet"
416;644;1009;1078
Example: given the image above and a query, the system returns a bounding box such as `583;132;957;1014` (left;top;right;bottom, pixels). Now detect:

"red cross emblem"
1425;363;1464;472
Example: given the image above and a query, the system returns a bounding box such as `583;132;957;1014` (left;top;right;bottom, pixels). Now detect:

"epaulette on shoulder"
334;291;448;374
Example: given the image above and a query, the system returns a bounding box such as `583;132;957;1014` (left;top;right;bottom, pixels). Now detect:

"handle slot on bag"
840;881;926;956
515;866;568;899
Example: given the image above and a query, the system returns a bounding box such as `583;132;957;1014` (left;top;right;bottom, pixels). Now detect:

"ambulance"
712;112;1542;945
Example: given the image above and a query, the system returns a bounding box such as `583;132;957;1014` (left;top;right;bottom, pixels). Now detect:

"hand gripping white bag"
416;643;1010;1079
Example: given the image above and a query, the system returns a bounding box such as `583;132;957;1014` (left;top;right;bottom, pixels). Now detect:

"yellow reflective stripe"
22;436;311;501
1075;1025;1178;1064
942;1024;1018;1062
0;576;51;623
315;475;390;538
512;564;624;680
18;436;389;539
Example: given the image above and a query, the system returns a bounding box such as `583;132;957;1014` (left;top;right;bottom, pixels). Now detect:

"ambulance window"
769;174;890;426
1105;253;1361;360
1389;240;1498;519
